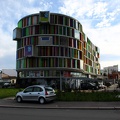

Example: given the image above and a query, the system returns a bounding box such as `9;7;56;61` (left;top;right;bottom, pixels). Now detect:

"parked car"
81;82;99;90
15;85;56;104
2;82;11;88
98;84;107;89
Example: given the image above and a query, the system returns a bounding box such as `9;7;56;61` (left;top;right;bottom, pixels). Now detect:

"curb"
0;105;120;110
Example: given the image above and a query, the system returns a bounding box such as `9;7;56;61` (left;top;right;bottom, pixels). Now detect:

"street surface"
1;98;120;109
0;108;120;120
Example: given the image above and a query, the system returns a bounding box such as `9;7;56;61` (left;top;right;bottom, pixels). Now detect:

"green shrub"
0;88;120;101
56;91;120;101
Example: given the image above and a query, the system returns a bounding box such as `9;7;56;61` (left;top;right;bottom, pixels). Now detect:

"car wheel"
39;97;45;104
16;96;22;103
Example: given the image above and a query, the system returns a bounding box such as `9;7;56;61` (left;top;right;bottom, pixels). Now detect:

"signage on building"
24;45;33;57
38;36;53;45
39;11;50;23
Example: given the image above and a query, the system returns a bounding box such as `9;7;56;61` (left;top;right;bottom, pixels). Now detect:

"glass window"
74;30;80;39
24;87;33;93
63;27;66;35
58;16;63;24
70;19;73;27
76;21;78;30
50;15;54;24
56;71;60;76
59;26;63;35
45;87;53;92
33;87;43;92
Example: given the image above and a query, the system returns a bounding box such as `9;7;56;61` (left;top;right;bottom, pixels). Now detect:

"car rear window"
45;87;53;91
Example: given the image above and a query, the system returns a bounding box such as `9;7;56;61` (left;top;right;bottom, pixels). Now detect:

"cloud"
100;61;120;70
59;0;93;18
0;0;120;70
58;0;120;70
0;0;54;69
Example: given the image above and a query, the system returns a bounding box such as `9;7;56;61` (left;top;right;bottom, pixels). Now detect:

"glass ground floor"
16;69;98;90
16;77;81;89
16;77;98;91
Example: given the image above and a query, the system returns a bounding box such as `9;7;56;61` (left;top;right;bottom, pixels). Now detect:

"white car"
15;85;56;104
99;84;107;89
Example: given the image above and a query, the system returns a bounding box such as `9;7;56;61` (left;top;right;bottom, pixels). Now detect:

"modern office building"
13;11;100;88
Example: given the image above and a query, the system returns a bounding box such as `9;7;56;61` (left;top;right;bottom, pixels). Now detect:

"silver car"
15;85;56;104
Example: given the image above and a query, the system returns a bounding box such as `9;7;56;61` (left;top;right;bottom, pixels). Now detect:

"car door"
22;87;34;101
32;87;43;101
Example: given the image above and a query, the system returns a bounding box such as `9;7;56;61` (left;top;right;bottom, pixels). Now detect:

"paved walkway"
0;97;120;110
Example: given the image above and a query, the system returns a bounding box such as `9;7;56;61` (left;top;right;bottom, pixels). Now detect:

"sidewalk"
0;97;120;110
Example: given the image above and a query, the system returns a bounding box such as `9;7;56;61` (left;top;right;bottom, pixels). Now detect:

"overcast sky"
0;0;120;70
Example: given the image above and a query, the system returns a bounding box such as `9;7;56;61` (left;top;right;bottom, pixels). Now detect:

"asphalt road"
0;98;120;110
0;107;120;120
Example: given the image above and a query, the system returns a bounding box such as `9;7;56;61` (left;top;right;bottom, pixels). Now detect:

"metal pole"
60;71;62;91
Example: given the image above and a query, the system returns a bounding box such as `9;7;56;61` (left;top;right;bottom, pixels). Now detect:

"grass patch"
0;88;22;99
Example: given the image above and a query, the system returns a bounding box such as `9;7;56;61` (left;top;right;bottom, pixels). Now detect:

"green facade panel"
18;20;22;28
26;27;29;36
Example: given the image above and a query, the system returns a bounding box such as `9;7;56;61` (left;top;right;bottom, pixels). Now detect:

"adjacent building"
101;65;120;80
13;11;100;88
0;69;17;84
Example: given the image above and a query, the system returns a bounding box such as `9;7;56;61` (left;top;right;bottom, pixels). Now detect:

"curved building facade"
13;11;100;88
